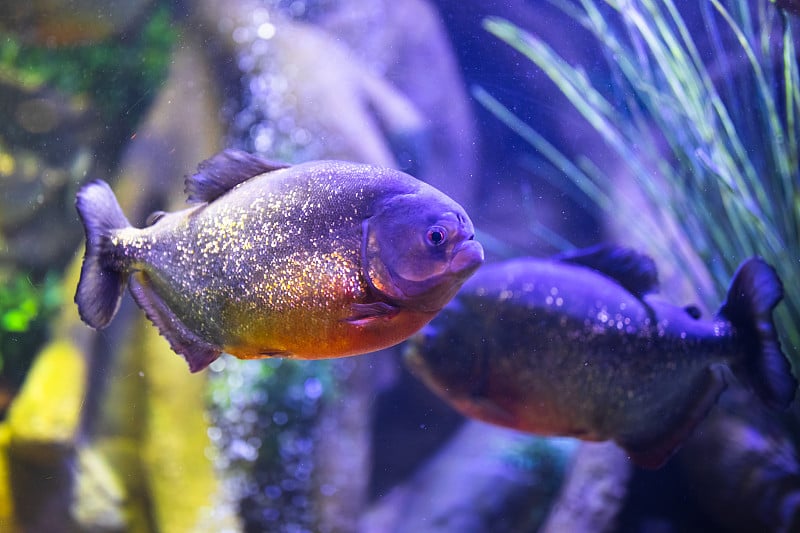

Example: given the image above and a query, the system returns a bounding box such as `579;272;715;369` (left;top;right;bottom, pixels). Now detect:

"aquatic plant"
0;272;60;385
476;0;800;369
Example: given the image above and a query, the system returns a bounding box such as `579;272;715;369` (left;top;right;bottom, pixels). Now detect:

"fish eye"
426;225;448;246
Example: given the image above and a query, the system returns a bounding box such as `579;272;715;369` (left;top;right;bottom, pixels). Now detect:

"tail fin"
719;258;797;409
74;180;132;329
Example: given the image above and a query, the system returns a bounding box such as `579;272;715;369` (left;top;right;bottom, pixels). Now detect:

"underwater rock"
71;447;127;531
678;388;800;533
0;251;101;532
109;34;224;224
140;317;223;533
6;339;86;462
541;442;631;533
4;338;87;532
361;420;576;533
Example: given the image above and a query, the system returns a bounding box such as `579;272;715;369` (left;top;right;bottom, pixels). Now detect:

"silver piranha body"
75;150;484;371
405;246;796;468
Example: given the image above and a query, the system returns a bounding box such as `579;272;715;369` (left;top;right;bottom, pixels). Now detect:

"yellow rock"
0;424;19;532
71;446;126;530
6;339;86;462
92;436;153;533
139;316;220;533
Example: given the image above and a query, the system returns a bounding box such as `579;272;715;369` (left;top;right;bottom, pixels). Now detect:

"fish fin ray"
345;302;400;325
74;180;132;329
555;244;659;297
129;274;221;372
185;149;290;204
718;258;797;409
618;365;728;469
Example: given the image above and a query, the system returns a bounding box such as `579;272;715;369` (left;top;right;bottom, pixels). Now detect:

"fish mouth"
449;238;484;276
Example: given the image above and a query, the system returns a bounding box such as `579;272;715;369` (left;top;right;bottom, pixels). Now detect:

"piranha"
75;149;484;372
405;245;797;468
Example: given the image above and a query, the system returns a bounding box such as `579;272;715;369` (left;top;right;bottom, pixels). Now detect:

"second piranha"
406;246;797;468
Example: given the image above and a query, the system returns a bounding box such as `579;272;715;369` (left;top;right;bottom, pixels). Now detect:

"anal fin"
344;302;399;326
619;365;728;469
129;273;221;372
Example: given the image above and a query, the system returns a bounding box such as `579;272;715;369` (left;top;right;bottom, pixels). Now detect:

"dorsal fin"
555;244;659;297
185;149;290;204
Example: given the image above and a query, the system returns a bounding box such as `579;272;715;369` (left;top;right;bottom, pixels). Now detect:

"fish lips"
449;239;484;278
366;236;484;312
401;238;484;312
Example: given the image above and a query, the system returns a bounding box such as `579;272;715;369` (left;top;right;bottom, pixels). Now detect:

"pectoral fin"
129;273;221;372
345;302;400;326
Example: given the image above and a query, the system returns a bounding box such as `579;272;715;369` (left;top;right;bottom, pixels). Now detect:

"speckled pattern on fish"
406;246;796;468
75;150;484;372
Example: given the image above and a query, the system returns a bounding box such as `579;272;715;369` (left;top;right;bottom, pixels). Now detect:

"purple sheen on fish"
74;149;484;372
405;245;796;469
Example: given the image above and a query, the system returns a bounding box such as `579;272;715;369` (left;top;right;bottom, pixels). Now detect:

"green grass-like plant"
477;0;800;369
0;272;61;383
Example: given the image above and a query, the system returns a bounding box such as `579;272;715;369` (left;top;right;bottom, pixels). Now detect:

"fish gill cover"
476;0;800;373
